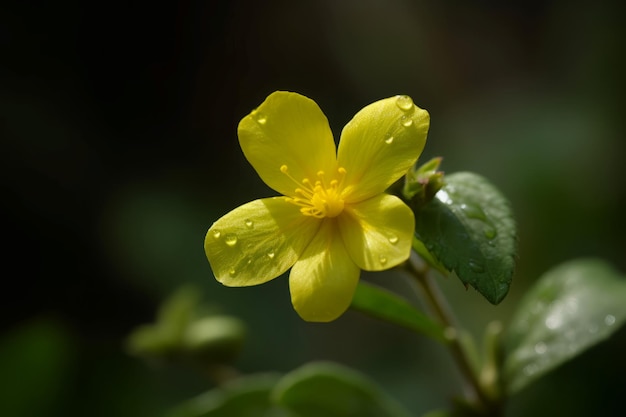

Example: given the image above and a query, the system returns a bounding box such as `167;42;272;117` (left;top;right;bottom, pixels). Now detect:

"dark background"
2;1;625;416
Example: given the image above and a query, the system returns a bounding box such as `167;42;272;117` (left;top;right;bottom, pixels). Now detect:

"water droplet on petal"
379;255;388;265
605;314;616;326
224;234;238;247
212;229;221;239
388;234;399;244
401;115;413;127
254;111;267;125
245;219;254;228
229;267;237;276
385;136;394;144
267;251;275;260
395;95;414;111
534;342;547;354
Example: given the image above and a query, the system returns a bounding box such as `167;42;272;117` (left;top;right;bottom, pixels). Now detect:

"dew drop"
545;314;562;330
224;233;238;247
461;204;487;221
605;314;616;326
254;111;267;125
246;258;252;265
229;267;237;276
267;251;275;260
395;95;414;111
385;136;394;144
388;234;399;244
523;364;538;376
534;341;547;355
245;219;254;228
401;115;413;127
468;260;485;273
212;229;221;239
379;255;388;265
484;228;497;239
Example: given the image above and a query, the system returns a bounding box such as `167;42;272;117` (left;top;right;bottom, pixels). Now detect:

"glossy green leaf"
350;281;448;344
503;258;626;394
273;362;413;417
412;172;516;304
166;374;283;417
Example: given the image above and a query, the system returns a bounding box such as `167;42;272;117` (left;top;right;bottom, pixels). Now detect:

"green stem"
404;253;502;416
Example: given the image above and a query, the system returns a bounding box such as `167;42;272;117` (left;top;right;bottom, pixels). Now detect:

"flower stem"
404;252;502;416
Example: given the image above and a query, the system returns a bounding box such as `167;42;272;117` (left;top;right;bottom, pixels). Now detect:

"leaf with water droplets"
411;172;517;304
503;258;626;394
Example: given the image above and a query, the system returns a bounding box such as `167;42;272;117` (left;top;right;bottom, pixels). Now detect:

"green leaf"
351;282;448;344
273;362;413;417
126;286;246;365
412;172;516;304
503;258;626;394
166;374;283;417
127;286;201;357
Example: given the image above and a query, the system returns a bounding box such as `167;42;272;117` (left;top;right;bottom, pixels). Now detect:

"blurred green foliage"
2;1;625;416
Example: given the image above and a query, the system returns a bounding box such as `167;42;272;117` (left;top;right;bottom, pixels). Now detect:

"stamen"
280;164;347;218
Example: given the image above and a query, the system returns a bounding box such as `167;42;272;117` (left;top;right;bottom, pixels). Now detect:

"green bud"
403;157;445;208
182;316;246;364
125;285;247;367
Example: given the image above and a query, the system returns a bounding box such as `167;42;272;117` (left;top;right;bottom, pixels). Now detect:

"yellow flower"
204;91;429;322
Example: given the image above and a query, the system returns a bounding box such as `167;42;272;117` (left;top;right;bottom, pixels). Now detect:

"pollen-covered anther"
280;165;347;218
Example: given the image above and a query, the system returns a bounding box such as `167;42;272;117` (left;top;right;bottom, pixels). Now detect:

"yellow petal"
205;197;321;286
337;95;429;203
289;220;360;322
338;194;414;271
238;91;337;197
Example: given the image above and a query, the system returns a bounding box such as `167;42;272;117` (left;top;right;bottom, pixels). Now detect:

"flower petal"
338;194;415;271
337;95;429;202
205;197;321;286
289;220;360;322
238;91;338;197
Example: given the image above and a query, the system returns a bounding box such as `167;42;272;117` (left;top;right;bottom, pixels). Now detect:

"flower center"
280;165;347;218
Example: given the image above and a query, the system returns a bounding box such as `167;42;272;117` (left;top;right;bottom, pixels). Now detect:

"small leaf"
273;362;413;417
412;172;516;304
126;286;246;365
166;373;282;417
126;286;202;358
503;258;626;394
351;282;448;344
